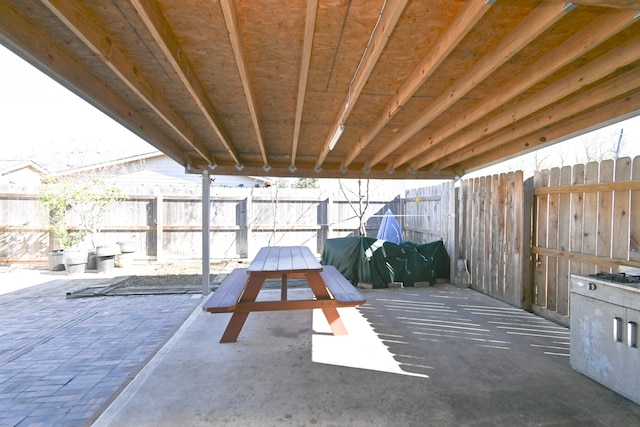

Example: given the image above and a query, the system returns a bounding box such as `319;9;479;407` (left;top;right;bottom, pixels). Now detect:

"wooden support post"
155;190;164;262
245;195;253;259
202;170;211;295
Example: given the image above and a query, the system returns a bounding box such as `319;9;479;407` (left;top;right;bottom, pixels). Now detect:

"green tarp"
321;237;450;288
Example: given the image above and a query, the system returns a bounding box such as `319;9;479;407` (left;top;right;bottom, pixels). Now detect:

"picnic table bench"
203;246;365;342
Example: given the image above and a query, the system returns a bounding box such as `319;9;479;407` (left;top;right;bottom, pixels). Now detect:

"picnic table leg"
219;274;264;343
305;272;348;336
220;312;249;343
321;308;348;335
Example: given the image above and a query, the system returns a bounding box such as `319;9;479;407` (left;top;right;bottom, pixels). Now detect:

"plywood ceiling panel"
0;0;638;179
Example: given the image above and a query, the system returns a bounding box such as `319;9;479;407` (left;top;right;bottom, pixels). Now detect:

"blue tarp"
376;209;404;244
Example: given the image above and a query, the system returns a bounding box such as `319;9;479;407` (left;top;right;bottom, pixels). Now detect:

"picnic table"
203;246;365;343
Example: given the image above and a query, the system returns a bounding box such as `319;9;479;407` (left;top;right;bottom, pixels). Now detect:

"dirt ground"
0;259;250;295
113;260;249;289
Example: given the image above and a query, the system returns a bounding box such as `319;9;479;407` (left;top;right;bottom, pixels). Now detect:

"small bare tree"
339;178;370;237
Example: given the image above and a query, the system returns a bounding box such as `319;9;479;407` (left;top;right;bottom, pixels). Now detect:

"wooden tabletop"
247;246;322;274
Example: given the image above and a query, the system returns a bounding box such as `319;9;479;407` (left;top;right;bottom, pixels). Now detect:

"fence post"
451;181;459;284
446;180;457;283
325;196;333;241
522;175;534;310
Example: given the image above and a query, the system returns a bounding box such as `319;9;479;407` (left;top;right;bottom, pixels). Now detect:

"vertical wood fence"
457;171;533;310
404;182;455;275
0;185;406;263
533;156;640;325
3;155;638;326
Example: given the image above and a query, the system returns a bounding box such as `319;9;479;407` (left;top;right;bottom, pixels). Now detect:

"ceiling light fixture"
289;164;297;173
326;0;387;154
263;164;271;172
208;163;217;170
236;163;245;171
314;166;322;173
328;123;345;151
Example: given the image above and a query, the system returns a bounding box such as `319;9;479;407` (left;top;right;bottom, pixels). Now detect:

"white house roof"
0;160;49;176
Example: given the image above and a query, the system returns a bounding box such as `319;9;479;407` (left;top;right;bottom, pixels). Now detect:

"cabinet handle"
613;317;623;342
627;322;637;348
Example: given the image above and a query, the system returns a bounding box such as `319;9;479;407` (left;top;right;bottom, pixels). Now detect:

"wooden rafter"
291;0;319;171
130;0;241;167
315;0;408;171
40;0;215;166
4;0;640;180
413;36;640;171
432;65;640;172
0;1;190;168
363;1;572;172
556;0;640;8
219;0;268;169
462;88;640;173
340;0;493;171
392;8;639;170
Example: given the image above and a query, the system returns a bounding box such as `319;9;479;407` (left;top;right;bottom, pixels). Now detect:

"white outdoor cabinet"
570;274;640;405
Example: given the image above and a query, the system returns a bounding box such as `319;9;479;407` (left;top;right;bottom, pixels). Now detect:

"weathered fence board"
532;156;640;326
534;168;549;312
0;185;408;263
458;171;527;308
570;164;585;281
632;158;640;263
404;183;452;246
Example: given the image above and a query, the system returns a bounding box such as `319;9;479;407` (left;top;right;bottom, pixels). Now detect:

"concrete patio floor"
92;285;640;426
2;266;640;426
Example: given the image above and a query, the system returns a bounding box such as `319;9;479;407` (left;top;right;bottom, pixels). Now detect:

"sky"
1;43;639;179
0;45;152;163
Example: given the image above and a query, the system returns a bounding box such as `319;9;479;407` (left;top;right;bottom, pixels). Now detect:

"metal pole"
202;170;211;295
614;128;624;160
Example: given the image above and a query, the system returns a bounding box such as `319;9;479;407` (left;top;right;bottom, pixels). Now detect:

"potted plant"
40;175;127;274
41;179;90;273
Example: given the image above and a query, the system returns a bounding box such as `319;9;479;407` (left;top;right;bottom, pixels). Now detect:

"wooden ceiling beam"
130;0;241;167
193;163;455;180
315;0;408;171
553;1;640;9
363;1;572;172
291;0;319;172
340;0;493;171
0;2;191;168
392;7;639;169
461;88;640;173
438;68;640;172
414;36;640;171
219;0;268;169
40;0;215;166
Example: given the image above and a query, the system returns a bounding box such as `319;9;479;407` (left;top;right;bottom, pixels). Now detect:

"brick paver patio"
0;275;201;426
